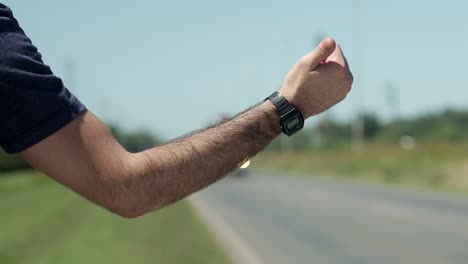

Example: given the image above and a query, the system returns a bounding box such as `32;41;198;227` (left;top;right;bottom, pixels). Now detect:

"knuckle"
317;45;327;57
341;70;353;89
347;72;354;84
340;93;348;102
347;75;354;90
345;78;353;91
308;70;320;78
297;57;309;68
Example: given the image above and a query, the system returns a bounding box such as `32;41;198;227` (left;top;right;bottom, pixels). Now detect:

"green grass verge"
0;171;230;264
254;142;468;194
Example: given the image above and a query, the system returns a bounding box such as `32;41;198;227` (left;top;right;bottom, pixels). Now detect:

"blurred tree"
307;118;351;150
0;124;162;175
266;107;468;153
108;124;162;152
360;113;381;139
109;124;125;145
0;149;29;172
123;131;161;153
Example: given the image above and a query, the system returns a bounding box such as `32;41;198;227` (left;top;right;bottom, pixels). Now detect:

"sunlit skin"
20;38;353;218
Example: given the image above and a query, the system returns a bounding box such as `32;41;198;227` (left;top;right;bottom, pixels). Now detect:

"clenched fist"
279;38;353;119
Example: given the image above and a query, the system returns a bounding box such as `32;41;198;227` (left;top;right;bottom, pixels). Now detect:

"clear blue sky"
3;0;468;138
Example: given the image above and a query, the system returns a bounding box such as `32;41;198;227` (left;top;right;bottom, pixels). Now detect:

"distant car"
230;159;250;178
214;115;251;178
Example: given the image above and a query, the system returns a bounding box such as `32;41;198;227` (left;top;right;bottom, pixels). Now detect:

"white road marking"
189;194;264;264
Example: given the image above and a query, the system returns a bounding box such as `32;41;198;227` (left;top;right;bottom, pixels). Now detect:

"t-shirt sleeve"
0;4;86;153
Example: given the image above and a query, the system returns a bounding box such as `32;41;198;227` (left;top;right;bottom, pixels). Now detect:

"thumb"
302;38;336;70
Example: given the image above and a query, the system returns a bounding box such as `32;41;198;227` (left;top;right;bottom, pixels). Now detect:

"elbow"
112;199;168;219
94;157;167;219
111;206;147;219
93;173;154;219
107;198;153;219
113;203;167;219
103;190;165;219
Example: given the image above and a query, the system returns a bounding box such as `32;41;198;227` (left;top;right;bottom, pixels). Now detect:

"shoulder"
0;4;86;153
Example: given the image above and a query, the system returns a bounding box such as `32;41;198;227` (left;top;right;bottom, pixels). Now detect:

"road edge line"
189;194;264;264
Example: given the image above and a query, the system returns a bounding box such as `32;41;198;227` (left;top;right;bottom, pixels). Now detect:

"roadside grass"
0;171;230;264
253;142;468;194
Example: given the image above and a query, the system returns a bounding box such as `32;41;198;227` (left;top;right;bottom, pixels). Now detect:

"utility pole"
386;81;401;142
386;81;399;121
351;0;365;155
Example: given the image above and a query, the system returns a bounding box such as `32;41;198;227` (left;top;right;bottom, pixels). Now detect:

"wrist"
265;92;304;136
257;101;282;136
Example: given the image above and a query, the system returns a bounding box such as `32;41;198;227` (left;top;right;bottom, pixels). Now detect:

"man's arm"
21;102;279;218
20;38;353;218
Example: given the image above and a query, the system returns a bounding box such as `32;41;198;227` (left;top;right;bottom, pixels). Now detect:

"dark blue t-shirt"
0;4;86;153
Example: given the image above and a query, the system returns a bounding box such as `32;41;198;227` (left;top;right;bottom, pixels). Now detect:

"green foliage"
0;149;28;172
267;118;351;152
378;109;468;142
109;124;162;152
122;131;161;153
255;142;468;193
259;108;468;192
0;172;229;264
265;108;468;152
361;113;381;139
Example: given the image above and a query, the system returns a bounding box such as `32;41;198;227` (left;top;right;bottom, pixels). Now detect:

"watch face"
282;112;304;135
286;117;302;131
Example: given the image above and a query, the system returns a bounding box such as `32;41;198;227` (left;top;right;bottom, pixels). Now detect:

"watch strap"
265;92;296;118
265;92;304;136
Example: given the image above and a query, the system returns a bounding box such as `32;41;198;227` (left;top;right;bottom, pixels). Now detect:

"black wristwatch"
265;92;304;136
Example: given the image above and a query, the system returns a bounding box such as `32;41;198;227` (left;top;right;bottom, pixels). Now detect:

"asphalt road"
192;173;468;264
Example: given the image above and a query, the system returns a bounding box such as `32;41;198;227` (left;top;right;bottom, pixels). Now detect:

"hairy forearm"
117;101;280;217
